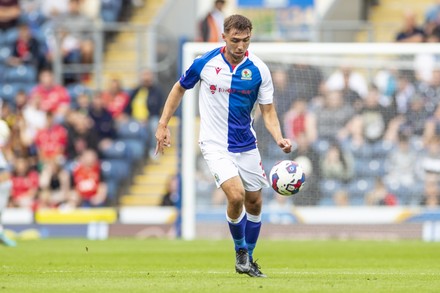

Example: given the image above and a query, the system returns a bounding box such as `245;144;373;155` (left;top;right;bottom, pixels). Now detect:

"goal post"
180;42;440;240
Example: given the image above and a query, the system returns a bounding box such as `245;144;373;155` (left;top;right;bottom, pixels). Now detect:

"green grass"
1;239;440;292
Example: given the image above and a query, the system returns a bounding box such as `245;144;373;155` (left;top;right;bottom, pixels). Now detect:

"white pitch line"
8;270;439;276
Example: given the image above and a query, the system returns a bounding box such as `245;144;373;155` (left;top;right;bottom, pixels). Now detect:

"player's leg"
221;176;251;273
0;179;16;247
199;146;251;273
237;149;269;277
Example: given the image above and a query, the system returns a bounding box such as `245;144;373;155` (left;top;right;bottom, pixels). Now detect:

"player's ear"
222;33;226;41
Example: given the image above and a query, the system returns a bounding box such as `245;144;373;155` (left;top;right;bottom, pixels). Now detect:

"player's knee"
227;193;244;208
245;196;262;210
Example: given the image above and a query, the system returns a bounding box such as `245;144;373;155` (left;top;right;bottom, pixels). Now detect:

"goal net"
180;42;440;240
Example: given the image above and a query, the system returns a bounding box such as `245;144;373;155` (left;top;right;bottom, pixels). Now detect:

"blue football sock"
245;212;262;262
227;209;247;252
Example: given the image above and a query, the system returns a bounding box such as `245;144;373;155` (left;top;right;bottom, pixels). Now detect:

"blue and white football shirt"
180;47;274;153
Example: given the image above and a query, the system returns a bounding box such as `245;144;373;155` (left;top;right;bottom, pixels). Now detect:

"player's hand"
277;138;293;153
155;123;171;155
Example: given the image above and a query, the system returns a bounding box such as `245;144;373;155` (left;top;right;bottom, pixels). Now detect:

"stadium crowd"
0;0;163;210
1;0;440;210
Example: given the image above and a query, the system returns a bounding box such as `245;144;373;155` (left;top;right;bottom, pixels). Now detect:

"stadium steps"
89;0;165;88
119;117;179;206
355;0;432;42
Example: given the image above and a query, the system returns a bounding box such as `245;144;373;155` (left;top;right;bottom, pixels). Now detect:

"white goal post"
180;42;440;240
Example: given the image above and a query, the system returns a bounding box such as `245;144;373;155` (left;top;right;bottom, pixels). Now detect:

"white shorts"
199;144;269;191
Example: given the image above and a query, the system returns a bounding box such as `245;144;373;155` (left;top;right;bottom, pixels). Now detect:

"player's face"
222;28;251;64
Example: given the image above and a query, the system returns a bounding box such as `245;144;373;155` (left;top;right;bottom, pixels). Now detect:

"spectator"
34;111;68;163
415;136;440;181
65;111;99;160
10;156;39;208
288;63;323;102
306;90;355;146
72;149;107;207
395;11;425;42
38;159;73;208
291;132;321;206
161;174;179;206
40;0;69;19
365;177;398;206
30;68;71;120
420;173;440;206
384;132;419;194
414;27;440;84
423;103;440;146
53;0;94;64
320;141;354;205
101;77;130;122
271;68;296;119
7;22;45;70
392;71;416;115
0;0;20;31
424;0;440;36
349;85;395;145
283;98;308;142
88;91;116;145
325;66;368;99
404;94;430;137
197;0;226;42
126;69;165;157
419;68;440;115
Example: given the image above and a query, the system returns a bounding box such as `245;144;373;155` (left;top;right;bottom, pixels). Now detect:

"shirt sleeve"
179;57;205;90
257;63;274;105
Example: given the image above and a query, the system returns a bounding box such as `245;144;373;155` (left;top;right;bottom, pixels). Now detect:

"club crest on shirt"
241;68;252;80
209;84;217;94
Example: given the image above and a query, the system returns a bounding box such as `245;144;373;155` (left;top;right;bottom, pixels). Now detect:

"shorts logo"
214;173;220;183
241;68;252;80
209;84;217;94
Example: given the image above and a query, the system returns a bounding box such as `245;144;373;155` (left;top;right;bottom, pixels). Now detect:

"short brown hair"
224;14;253;34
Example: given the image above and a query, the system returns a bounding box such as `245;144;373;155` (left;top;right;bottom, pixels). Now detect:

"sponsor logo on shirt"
215;67;222;74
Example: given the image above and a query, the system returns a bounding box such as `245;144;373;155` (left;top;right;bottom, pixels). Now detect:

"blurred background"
1;0;440;241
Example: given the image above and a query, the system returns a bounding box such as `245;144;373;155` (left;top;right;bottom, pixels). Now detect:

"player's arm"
155;82;187;155
259;103;292;154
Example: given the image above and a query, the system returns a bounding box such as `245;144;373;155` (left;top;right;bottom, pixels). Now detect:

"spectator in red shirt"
72;149;107;207
30;68;71;120
10;157;39;209
101;78;130;121
34;111;68;163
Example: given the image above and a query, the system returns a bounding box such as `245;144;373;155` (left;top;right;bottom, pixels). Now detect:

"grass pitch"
1;239;440;292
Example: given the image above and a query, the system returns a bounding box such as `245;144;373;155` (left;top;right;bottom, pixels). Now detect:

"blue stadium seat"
319;179;344;205
347;178;375;200
122;138;146;161
67;83;91;100
0;83;20;103
0;47;11;64
354;158;386;178
116;119;145;139
371;140;394;159
105;179;118;203
4;65;37;83
101;159;131;183
4;28;18;45
100;140;128;159
101;0;123;22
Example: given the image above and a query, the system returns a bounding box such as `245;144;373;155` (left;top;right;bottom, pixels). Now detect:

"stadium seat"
101;0;123;23
4;65;37;83
347;178;375;201
116;119;145;139
122;138;146;162
354;158;386;178
319;179;344;205
371;140;394;159
4;28;18;45
100;140;128;160
0;83;20;103
0;47;11;64
101;159;131;183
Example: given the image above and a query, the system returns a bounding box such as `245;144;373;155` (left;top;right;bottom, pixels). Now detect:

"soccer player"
0;120;16;247
155;14;292;277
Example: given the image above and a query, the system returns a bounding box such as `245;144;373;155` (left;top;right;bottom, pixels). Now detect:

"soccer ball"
269;160;306;196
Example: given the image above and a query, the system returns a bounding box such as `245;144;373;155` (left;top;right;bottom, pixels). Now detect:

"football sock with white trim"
227;209;247;251
245;212;262;262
